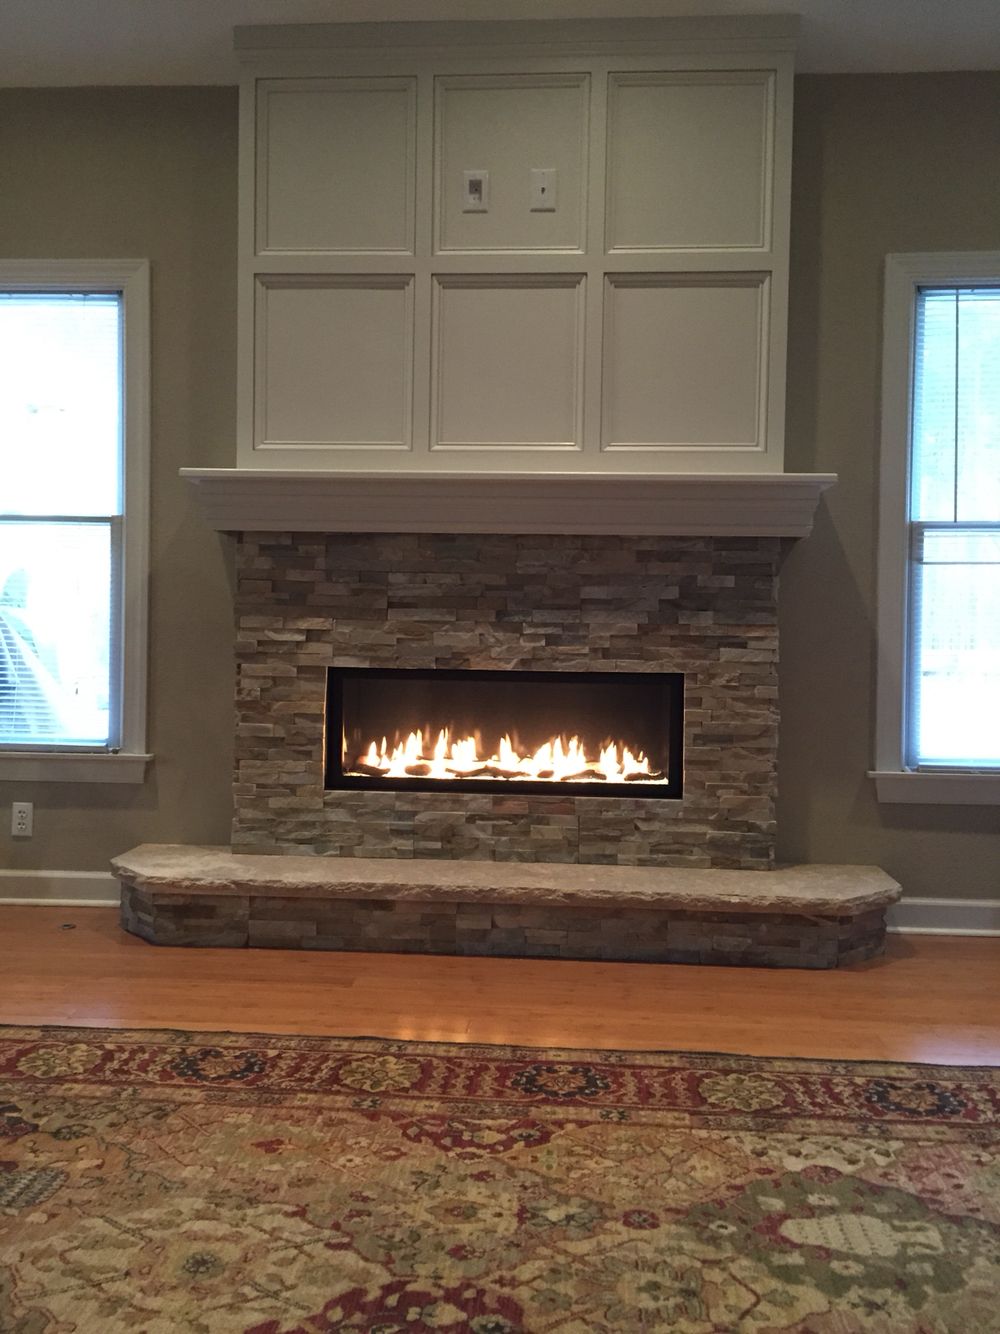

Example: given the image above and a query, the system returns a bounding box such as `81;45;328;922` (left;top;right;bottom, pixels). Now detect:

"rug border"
1;1020;997;1077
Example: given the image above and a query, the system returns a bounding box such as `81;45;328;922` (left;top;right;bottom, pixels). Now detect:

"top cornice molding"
234;16;800;64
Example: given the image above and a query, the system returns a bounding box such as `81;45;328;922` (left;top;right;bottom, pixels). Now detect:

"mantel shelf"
180;469;836;538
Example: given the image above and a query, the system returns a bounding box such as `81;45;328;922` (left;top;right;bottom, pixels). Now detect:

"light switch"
462;170;489;212
530;168;558;212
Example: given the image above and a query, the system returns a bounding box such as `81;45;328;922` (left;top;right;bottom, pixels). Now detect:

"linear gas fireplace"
326;667;684;799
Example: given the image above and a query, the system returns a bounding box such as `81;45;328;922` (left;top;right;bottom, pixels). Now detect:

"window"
873;253;1000;803
0;260;150;783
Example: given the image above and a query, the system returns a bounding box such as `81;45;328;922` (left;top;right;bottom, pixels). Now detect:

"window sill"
0;752;152;784
868;770;1000;806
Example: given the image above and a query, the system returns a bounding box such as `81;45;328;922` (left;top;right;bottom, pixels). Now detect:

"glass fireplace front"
326;667;683;799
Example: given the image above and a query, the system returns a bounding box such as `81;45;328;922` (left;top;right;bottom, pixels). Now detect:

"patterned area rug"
1;1027;999;1333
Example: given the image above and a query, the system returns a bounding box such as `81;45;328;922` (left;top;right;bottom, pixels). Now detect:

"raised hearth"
114;845;902;969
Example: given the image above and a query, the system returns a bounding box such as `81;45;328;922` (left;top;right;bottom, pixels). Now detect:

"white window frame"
871;251;1000;805
0;259;151;784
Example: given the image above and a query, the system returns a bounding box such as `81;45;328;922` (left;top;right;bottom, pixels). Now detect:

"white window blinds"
907;287;1000;768
0;292;123;748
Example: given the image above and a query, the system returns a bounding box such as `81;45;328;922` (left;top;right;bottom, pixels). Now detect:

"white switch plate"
530;168;558;211
462;170;489;212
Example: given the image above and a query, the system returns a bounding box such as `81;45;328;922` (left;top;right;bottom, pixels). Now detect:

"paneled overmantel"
180;469;836;537
234;16;798;478
201;18;827;540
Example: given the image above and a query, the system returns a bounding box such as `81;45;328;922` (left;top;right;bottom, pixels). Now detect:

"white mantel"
180;468;836;537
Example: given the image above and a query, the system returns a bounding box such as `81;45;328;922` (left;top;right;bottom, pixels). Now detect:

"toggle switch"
462;170;490;212
530;167;558;212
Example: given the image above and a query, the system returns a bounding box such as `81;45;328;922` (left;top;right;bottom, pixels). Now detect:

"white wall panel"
238;21;794;472
606;72;772;252
256;277;413;448
436;75;588;253
257;78;416;253
603;275;767;451
432;276;584;449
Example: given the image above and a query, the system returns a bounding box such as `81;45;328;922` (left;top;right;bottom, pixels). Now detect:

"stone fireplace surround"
231;531;780;869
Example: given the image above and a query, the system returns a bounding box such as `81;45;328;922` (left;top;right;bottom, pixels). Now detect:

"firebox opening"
325;668;683;799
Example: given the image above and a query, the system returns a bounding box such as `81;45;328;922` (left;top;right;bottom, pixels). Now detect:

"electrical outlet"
12;802;33;837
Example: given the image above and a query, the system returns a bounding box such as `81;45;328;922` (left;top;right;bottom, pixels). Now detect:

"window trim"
871;251;1000;805
0;259;151;784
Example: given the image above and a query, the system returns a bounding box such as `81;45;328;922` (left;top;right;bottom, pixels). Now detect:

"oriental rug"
1;1027;999;1333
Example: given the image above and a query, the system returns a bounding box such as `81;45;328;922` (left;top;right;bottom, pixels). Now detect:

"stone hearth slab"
113;845;899;913
114;845;900;968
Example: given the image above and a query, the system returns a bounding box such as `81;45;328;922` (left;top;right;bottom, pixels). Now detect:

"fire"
350;728;663;783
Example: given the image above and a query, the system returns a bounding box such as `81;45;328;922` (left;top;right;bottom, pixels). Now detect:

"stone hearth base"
113;846;901;970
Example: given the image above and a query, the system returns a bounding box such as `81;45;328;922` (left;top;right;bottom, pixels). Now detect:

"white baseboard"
0;869;119;907
887;897;1000;937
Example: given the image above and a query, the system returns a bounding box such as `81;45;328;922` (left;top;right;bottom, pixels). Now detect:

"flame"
349;727;662;783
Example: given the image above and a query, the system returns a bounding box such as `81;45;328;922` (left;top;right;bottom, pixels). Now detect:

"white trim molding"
869;769;1000;805
888;896;1000;937
181;468;836;537
874;251;1000;805
235;16;801;63
0;752;151;784
0;258;152;784
0;868;119;906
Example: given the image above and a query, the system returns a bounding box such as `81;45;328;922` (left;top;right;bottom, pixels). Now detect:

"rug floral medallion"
1;1027;998;1333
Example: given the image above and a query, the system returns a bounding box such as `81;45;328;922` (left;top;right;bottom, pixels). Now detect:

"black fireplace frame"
325;666;684;799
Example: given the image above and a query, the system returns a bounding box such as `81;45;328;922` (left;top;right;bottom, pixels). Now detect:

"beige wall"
0;88;239;870
778;73;1000;897
1;76;997;898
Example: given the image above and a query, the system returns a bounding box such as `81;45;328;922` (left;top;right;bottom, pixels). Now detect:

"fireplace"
124;484;901;970
326;667;684;799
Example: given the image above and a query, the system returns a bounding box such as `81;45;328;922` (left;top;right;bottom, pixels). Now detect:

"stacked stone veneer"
232;533;781;868
121;889;888;969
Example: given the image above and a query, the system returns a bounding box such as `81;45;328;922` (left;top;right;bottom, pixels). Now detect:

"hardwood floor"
1;905;998;1064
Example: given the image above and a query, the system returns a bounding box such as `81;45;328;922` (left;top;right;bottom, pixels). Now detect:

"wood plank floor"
1;905;998;1064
